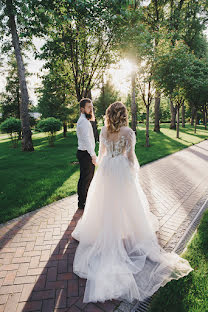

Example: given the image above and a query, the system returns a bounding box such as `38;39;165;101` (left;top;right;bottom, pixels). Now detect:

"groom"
76;98;98;210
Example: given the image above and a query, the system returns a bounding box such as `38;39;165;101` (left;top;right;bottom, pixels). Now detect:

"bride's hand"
92;155;97;165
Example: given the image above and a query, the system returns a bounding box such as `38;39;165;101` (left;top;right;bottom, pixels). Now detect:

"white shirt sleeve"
79;119;96;157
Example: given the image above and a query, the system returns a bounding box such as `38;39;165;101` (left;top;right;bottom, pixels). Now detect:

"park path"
0;139;208;312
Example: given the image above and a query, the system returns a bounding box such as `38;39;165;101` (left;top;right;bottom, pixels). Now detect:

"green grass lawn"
149;208;208;312
135;123;208;165
0;123;207;224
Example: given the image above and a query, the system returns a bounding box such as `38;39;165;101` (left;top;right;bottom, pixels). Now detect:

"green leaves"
152;38;208;113
0;117;21;134
37;117;62;146
94;79;120;119
0;117;21;148
37;117;62;133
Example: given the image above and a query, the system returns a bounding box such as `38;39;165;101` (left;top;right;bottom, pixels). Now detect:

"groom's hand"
91;155;97;165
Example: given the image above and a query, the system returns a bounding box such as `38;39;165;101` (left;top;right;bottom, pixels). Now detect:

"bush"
37;117;62;146
0;117;21;148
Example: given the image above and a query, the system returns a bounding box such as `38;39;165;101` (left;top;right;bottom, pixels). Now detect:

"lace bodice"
97;126;140;172
102;135;126;157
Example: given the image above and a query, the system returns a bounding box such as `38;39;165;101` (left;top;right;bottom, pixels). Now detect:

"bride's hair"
105;101;129;133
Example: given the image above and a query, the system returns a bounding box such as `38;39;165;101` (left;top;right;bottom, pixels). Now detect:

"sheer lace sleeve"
96;127;106;166
126;129;140;174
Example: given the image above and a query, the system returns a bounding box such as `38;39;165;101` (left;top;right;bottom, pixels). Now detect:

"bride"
71;101;193;303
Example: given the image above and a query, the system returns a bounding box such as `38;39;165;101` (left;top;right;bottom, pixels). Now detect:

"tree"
140;0;168;133
169;97;177;129
137;60;155;147
153;41;194;138
0;53;21;121
0;0;34;151
37;117;62;147
124;93;132;121
181;100;186;128
0;53;33;123
31;0;127;101
184;57;208;133
144;0;208;132
94;79;120;123
37;58;78;137
131;67;138;134
107;2;153;133
0;117;21;147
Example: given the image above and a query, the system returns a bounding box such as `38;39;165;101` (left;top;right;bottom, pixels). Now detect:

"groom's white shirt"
77;113;96;157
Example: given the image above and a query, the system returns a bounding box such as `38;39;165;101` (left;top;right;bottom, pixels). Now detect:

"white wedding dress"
71;125;193;303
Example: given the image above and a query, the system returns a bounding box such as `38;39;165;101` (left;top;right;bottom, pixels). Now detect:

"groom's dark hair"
79;98;92;109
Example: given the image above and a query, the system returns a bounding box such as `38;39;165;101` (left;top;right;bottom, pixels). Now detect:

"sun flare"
105;58;138;97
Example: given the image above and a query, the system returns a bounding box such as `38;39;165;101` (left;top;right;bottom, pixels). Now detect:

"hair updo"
105;101;129;133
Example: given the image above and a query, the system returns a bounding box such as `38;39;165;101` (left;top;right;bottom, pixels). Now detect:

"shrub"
0;117;21;148
37;117;62;146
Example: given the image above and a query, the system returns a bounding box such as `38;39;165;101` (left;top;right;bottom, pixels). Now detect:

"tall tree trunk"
131;71;137;135
196;114;200;125
63;122;67;137
154;90;161;132
17;87;21;140
205;105;207;130
77;94;82;101
191;106;195;126
6;0;34;151
181;100;185;127
176;104;180;138
18;131;22;140
86;89;92;99
202;107;205;125
17;87;20;119
170;98;176;129
146;105;150;147
76;89;92;102
194;110;197;133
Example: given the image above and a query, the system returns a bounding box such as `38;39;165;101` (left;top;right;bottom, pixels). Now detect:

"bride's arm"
126;129;140;173
96;127;106;166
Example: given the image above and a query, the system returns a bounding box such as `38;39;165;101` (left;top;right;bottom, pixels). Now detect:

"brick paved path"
0;139;207;312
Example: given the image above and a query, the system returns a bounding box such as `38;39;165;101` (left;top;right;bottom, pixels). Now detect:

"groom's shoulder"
77;115;88;126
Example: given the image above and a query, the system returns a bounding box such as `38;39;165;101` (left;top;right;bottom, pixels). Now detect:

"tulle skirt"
71;155;194;303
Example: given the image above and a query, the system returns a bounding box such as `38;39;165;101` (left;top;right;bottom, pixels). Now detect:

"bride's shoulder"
100;126;107;136
101;125;107;133
120;126;134;136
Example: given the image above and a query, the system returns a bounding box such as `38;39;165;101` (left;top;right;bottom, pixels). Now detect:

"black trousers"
76;150;95;209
